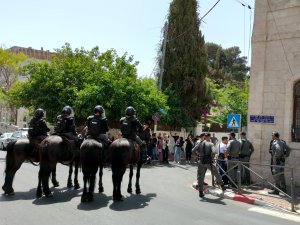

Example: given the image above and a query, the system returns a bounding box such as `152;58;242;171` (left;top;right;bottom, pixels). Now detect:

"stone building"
0;46;56;129
248;0;300;186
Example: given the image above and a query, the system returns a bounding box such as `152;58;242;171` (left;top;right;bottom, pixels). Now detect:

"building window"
292;81;300;142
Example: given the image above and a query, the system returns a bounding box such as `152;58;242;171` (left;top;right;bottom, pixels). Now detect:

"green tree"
0;47;27;122
206;42;249;85
9;44;167;124
158;0;208;126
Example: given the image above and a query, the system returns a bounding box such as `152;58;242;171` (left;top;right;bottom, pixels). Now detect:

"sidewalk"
192;175;300;213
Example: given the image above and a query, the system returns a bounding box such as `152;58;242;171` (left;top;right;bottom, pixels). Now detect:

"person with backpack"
239;132;254;185
120;106;147;162
54;106;80;146
28;108;50;142
86;105;111;150
269;131;291;194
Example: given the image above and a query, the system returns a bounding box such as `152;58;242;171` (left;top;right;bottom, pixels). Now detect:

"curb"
192;181;267;207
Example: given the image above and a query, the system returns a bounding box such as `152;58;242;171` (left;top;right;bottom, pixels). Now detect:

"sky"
1;0;255;77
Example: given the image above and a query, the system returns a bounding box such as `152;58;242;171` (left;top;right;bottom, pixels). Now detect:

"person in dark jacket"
28;108;50;141
86;105;111;149
54;106;79;145
120;106;147;162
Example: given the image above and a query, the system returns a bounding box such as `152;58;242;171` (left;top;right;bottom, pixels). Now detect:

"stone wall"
248;0;300;186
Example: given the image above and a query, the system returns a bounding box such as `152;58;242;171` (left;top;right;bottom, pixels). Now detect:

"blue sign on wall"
249;115;275;124
227;114;241;128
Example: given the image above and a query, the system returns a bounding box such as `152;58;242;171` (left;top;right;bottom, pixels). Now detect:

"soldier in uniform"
28;108;50;142
269;131;288;194
192;133;226;198
239;132;254;185
226;132;241;187
86;105;111;149
54;106;80;146
120;106;147;162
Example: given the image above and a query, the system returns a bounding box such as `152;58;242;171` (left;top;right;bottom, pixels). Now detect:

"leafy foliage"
9;44;167;123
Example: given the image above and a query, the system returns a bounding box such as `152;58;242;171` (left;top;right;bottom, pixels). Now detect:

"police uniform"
270;139;286;193
28;117;50;141
194;139;225;197
226;137;241;186
54;115;78;142
120;115;143;145
86;114;110;146
239;138;254;184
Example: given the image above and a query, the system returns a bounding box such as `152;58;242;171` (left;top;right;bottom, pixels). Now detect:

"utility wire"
167;0;222;43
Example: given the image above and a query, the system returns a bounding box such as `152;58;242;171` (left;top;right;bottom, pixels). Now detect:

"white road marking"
248;207;300;222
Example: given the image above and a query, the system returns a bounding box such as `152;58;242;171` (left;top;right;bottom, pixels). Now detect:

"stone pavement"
192;175;300;213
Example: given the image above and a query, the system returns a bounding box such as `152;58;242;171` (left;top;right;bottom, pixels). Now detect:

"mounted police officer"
28;108;50;142
86;105;111;150
120;106;147;162
54;106;80;146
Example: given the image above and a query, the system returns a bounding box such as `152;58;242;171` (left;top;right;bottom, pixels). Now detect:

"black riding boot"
140;144;148;163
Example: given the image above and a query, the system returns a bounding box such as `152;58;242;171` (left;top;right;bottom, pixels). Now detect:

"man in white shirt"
216;136;229;185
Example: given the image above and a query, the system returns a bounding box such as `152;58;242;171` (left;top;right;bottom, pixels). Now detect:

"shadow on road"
109;193;157;211
199;196;227;205
1;188;37;201
32;187;81;205
77;193;110;211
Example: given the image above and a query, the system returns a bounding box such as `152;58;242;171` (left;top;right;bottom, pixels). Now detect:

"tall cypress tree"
159;0;208;124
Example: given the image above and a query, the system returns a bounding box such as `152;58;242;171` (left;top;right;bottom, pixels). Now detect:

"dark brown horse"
109;138;143;201
80;138;106;202
2;138;59;195
37;135;79;198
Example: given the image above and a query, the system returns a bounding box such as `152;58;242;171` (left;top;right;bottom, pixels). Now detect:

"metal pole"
158;22;168;91
237;161;242;194
291;168;295;212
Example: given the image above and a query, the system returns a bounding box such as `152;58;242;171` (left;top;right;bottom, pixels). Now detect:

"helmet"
35;108;44;118
125;106;136;117
62;106;72;115
94;105;104;114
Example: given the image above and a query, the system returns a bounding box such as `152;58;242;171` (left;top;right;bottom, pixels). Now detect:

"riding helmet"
62;105;72;115
35;108;45;118
94;105;104;114
125;106;136;117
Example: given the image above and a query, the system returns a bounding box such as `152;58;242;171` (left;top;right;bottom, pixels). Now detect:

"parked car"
7;129;29;144
0;132;13;150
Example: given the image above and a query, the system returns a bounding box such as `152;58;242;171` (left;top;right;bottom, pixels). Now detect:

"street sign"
152;112;160;122
227;114;241;128
249;115;275;124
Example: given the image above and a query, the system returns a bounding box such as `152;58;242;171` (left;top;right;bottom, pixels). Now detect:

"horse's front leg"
73;158;80;189
36;169;43;198
67;161;74;188
98;165;104;193
127;165;133;193
40;162;53;197
135;162;142;194
51;166;59;187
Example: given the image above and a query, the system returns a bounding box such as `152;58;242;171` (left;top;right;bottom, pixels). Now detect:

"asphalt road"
0;150;299;225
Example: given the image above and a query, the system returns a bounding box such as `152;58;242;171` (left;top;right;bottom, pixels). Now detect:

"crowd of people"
27;105;291;198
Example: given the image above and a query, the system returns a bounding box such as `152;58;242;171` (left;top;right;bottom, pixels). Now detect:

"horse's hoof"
98;187;104;193
81;194;87;203
36;189;42;198
136;189;141;195
44;191;53;198
74;183;80;190
113;195;124;202
52;180;60;187
3;186;14;196
87;193;94;202
67;182;74;188
127;188;132;193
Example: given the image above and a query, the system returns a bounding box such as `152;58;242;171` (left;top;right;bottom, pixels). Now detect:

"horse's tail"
5;141;16;173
